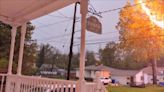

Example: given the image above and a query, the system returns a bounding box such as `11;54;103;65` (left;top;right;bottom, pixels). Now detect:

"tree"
0;21;38;75
99;42;118;67
36;45;45;68
116;2;164;84
85;51;97;66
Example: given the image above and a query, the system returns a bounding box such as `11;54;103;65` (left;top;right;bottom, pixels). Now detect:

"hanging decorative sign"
86;16;102;34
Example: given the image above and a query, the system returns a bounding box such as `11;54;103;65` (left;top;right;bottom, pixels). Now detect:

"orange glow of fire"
138;0;164;29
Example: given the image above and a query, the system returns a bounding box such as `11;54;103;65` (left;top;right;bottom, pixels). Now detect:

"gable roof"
142;66;164;75
85;65;111;71
40;64;58;70
84;65;140;76
110;69;140;76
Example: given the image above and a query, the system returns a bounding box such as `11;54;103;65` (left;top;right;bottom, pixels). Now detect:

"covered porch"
0;0;107;92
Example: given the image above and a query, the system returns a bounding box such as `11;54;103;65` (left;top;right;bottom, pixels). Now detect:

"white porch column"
17;23;27;75
7;25;17;74
78;0;88;92
79;0;88;82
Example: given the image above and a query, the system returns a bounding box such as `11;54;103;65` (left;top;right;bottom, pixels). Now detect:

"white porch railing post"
15;76;21;92
6;25;17;92
8;25;17;74
79;0;88;92
17;23;27;75
5;75;12;92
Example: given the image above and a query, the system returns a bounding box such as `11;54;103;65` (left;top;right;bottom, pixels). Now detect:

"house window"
141;76;144;81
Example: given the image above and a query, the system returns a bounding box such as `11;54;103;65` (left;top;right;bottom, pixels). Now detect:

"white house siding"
76;70;93;79
148;75;153;84
76;70;110;79
134;71;149;84
40;71;57;75
134;71;145;83
147;75;164;84
111;76;130;85
111;71;149;85
157;75;164;83
143;73;149;84
85;71;91;78
76;70;79;78
91;71;95;79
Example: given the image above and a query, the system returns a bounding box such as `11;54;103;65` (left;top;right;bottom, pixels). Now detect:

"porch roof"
0;0;77;26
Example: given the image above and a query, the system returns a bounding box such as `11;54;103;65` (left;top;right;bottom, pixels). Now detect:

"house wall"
111;76;129;85
90;71;95;79
135;71;143;83
147;75;164;84
143;73;149;84
40;71;57;75
76;70;110;79
134;71;149;84
100;70;110;78
111;71;149;85
157;75;164;82
85;70;91;78
76;70;79;78
76;70;93;79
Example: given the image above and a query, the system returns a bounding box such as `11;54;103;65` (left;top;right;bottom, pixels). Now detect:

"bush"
0;58;17;73
0;58;8;69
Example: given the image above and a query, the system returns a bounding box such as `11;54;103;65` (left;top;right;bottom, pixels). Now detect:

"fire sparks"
138;0;164;29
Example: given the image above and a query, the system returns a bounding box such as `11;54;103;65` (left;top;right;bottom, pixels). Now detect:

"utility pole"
67;2;79;80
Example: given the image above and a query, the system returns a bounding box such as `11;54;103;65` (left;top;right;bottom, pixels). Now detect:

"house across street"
76;65;164;85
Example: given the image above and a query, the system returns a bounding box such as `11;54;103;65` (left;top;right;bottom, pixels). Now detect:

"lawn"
107;86;164;92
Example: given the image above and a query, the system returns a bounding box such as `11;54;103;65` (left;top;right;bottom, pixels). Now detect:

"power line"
100;0;153;14
36;25;161;43
47;14;80;20
35;0;159;46
88;0;153;16
35;19;73;29
37;29;81;42
73;40;119;46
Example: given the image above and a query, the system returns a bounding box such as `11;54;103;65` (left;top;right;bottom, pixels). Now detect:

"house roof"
142;66;164;75
110;68;140;76
84;65;140;76
0;0;77;25
40;64;58;70
85;65;111;71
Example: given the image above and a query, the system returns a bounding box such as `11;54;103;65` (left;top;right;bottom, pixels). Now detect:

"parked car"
99;77;111;85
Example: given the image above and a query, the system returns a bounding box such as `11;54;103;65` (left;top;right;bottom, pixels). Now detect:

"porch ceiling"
0;0;77;25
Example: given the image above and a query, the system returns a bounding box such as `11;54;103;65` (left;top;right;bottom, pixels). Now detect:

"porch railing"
0;74;107;92
6;75;77;92
0;74;6;92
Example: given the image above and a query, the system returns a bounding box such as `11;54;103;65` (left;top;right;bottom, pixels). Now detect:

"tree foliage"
99;42;117;67
0;21;37;75
116;2;164;84
116;2;164;62
99;41;146;70
36;44;97;70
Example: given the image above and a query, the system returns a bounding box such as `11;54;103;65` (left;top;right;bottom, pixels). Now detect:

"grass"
107;85;164;92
